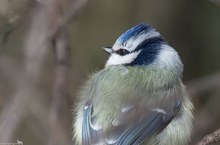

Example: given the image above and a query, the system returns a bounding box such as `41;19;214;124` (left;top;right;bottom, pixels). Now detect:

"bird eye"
115;49;130;56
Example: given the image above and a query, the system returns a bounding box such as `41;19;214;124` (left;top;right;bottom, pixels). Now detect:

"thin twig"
195;128;220;145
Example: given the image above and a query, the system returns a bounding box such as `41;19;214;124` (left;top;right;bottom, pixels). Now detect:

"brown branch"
36;0;91;45
41;0;75;145
0;0;36;54
48;26;71;145
194;128;220;145
0;0;91;142
0;3;55;142
45;0;92;144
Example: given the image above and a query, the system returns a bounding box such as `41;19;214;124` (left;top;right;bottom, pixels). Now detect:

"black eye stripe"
115;49;130;56
113;37;164;57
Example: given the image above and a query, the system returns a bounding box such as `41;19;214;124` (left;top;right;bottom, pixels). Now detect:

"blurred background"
0;0;220;144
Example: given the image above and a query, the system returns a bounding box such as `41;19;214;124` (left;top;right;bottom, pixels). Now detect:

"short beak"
103;47;113;54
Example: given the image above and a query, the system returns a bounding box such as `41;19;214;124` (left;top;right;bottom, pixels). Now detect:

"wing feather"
81;100;181;145
116;101;181;145
82;102;105;145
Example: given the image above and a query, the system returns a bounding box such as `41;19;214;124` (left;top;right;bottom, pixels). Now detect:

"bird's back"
73;65;193;145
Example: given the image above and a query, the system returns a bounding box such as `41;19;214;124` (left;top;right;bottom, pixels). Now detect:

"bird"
73;23;194;145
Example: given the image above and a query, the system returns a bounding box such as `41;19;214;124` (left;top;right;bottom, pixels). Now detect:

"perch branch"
195;128;220;145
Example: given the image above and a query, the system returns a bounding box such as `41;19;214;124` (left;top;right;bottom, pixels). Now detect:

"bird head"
104;23;183;73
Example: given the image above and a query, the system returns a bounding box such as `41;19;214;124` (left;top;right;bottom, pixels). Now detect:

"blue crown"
116;23;153;44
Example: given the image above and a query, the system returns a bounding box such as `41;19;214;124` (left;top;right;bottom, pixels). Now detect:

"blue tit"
73;23;194;145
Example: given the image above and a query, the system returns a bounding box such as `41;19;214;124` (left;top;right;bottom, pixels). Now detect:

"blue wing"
82;101;105;145
115;101;181;145
81;100;181;145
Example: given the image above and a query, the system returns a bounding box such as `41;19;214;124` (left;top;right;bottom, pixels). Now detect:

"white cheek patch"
105;50;141;67
113;29;160;52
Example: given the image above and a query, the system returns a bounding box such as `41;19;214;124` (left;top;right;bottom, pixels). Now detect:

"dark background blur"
0;0;220;145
